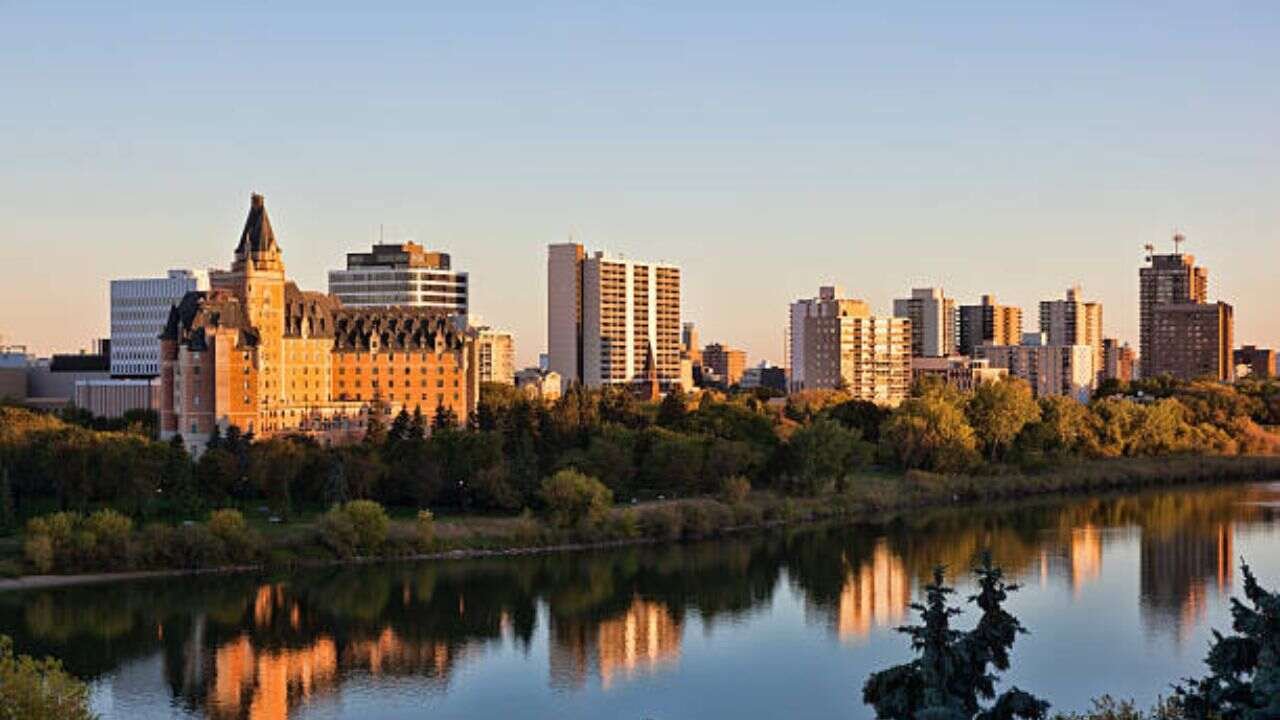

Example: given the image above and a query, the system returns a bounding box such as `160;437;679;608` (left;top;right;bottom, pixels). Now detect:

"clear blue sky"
2;1;1277;365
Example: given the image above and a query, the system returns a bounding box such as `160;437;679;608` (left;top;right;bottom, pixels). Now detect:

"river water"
2;481;1279;719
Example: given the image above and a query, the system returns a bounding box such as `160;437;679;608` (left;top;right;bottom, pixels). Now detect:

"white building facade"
328;242;468;313
547;243;681;391
110;269;209;377
893;287;957;357
975;344;1096;402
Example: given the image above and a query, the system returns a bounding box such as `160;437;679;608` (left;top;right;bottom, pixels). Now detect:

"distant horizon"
2;2;1277;366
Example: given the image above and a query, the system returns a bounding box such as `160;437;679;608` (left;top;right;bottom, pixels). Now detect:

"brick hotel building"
159;194;478;451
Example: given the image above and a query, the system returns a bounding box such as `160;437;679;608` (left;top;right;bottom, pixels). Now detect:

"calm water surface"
3;481;1280;719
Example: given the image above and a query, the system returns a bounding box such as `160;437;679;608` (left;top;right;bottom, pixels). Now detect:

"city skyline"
2;2;1279;366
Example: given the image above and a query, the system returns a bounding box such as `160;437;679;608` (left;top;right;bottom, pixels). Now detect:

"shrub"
681;503;713;538
320;500;389;556
0;635;96;720
720;475;751;506
539;469;613;530
84;508;133;560
207;509;257;564
606;509;640;539
415;510;436;550
23;534;54;574
640;505;684;540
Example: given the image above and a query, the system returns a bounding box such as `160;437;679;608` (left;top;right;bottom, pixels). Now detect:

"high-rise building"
546;243;681;392
975;344;1096;402
1039;285;1103;380
161;194;479;452
1139;239;1208;378
789;286;911;404
110;269;210;377
1101;338;1136;383
1149;302;1234;382
1233;345;1276;379
328;241;468;314
681;323;701;365
893;287;956;357
958;295;1022;356
474;326;516;385
701;343;747;387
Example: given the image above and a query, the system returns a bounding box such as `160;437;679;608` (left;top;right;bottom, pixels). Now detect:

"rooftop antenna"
1172;231;1185;254
1143;243;1155;262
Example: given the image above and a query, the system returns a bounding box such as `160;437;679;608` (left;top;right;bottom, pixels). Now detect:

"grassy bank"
2;453;1279;585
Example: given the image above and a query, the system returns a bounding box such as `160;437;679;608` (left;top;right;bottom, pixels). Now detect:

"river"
2;481;1279;719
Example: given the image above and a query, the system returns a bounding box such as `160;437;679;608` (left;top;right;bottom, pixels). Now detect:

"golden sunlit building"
159;194;479;451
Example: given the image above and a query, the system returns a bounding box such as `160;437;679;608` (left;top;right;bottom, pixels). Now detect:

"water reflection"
0;482;1277;719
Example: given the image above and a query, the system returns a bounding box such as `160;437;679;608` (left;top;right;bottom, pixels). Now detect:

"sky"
1;1;1277;366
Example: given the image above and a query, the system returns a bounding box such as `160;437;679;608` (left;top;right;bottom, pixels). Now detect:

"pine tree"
388;408;412;444
863;554;1049;720
409;405;427;440
433;403;458;431
205;425;223;451
1175;563;1280;719
324;456;349;506
656;389;687;429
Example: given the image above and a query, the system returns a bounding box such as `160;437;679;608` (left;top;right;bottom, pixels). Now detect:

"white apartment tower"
110;269;210;377
547;243;681;391
893;287;957;357
474;326;516;385
1039;285;1103;379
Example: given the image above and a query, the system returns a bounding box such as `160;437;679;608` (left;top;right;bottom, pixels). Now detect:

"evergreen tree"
409;405;428;440
433;403;458;431
863;554;1049;720
388;408;412;445
324;455;350;506
0;464;15;535
364;404;388;445
1175;563;1280;719
205;425;223;451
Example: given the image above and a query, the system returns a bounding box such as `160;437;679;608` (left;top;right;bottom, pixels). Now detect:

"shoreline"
3;454;1280;593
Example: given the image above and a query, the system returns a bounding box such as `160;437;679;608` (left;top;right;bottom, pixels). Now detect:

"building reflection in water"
549;598;682;690
1035;525;1104;596
1139;522;1233;642
202;584;465;720
825;539;911;642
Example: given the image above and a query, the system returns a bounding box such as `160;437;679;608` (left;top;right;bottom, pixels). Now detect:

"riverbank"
3;453;1279;590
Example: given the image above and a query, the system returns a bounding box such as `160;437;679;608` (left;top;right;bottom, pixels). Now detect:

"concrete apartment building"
910;356;1008;393
975;343;1096;402
474;326;516;385
790;286;912;404
1139;240;1208;378
1149;302;1234;382
1039;285;1103;379
701;343;747;387
1234;345;1276;379
547;243;682;392
893;287;956;357
958;295;1023;356
1101;338;1136;383
328;241;468;314
111;269;210;377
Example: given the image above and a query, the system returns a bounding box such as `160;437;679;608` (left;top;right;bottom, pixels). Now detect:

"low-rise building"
516;368;562;402
910;356;1008;393
975;344;1095;402
701;343;746;387
1233;345;1276;379
740;363;788;393
74;378;159;418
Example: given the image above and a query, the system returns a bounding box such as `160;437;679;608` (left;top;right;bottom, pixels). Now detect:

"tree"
433;403;459;432
882;393;979;473
0;463;14;534
539;469;613;530
1021;396;1099;458
785;418;873;495
1175;563;1280;719
0;635;96;720
863;555;1049;720
656;389;688;430
388;408;413;445
967;379;1041;462
409;405;428;440
324;455;350;506
363;403;388;445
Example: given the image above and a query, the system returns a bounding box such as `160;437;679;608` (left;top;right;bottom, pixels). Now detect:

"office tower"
162;194;479;452
328;241;468;314
1139;238;1208;378
893;287;956;357
1039;285;1103;380
789;286;911;404
474;326;516;384
958;295;1022;355
1101;338;1136;383
110;269;209;377
975;344;1096;402
1233;345;1276;379
546;243;681;392
1149;302;1234;381
681;323;701;365
701;343;747;387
